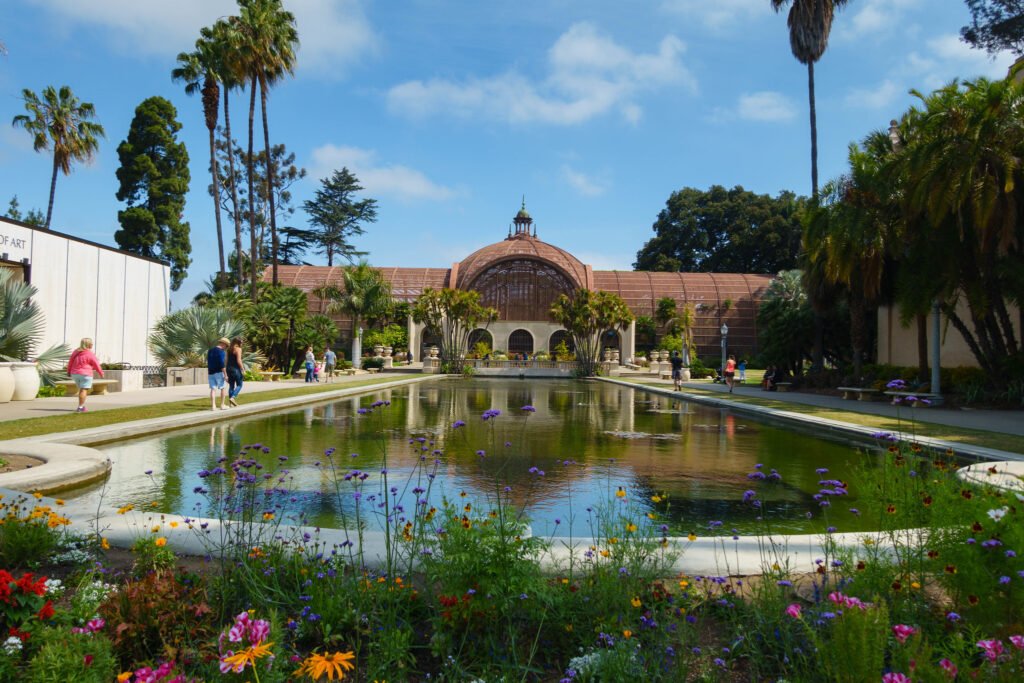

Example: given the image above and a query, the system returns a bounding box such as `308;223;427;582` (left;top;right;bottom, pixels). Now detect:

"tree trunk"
224;89;244;290
850;285;866;380
807;61;819;199
259;75;279;287
45;155;59;230
208;124;226;285
247;76;259;304
916;313;929;383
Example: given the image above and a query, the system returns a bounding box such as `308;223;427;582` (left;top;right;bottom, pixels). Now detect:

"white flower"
1016;493;1024;503
44;578;63;596
987;507;1009;522
3;636;22;655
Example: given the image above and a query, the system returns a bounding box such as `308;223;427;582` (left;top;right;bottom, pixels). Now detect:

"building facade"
0;216;170;365
272;207;773;362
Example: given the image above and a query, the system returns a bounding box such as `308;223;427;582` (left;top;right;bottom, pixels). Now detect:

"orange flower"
295;650;356;681
154;537;167;547
623;629;632;639
615;487;626;498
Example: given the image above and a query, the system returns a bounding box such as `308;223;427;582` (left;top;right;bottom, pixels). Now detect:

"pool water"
65;378;875;536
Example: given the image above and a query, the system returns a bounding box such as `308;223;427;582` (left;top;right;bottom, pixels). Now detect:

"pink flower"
977;639;1005;662
892;624;917;644
882;673;910;683
939;659;958;678
86;617;105;632
228;612;251;643
1010;635;1024;650
785;603;802;619
219;652;241;674
248;618;271;645
827;591;868;610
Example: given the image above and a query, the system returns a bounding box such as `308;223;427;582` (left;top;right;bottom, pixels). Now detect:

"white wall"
0;217;170;366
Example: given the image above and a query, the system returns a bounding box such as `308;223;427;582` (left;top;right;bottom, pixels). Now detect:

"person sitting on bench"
762;365;775;391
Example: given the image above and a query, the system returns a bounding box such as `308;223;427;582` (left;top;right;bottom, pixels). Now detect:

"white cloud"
387;22;693;126
659;0;770;30
309;145;455;202
837;0;921;41
737;91;796;122
844;79;902;109
24;0;377;76
561;165;609;197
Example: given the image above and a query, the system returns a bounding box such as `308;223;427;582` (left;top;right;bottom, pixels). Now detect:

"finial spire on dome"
512;197;533;238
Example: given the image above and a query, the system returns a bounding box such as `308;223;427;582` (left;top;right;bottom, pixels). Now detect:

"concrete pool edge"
600;377;1024;464
0;374;440;494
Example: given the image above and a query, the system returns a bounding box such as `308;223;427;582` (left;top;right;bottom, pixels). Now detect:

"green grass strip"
0;376;409;441
617;377;1024;455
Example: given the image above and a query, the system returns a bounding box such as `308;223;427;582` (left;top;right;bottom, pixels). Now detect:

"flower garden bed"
0;395;1022;681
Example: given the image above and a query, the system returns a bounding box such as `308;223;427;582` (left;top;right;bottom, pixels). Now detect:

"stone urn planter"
373;344;384;358
0;362;15;403
429;346;439;359
611;349;620;363
659;350;668;362
681;368;691;382
383;346;393;358
602;347;611;362
11;362;40;401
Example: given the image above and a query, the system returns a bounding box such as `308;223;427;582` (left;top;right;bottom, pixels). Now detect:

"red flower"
83;654;94;667
8;626;30;642
37;600;54;621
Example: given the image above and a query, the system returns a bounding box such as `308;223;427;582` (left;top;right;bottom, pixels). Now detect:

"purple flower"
521;405;536;412
1000;576;1012;585
886;379;907;390
482;409;502;420
946;612;961;622
742;490;757;503
452;420;466;429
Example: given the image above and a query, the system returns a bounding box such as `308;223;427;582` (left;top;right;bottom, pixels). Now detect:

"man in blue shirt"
323;347;337;384
208;337;229;410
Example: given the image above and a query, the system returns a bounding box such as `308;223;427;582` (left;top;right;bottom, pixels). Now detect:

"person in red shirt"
66;338;104;412
724;354;737;394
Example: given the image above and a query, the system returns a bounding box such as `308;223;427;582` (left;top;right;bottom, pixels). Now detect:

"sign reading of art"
0;220;32;264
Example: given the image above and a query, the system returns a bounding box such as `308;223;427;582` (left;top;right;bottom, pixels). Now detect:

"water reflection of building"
270;204;772;362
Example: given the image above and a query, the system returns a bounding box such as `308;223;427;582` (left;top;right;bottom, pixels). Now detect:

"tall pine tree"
303;168;377;266
114;96;191;290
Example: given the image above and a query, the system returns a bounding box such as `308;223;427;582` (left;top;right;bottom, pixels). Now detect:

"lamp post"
720;323;729;380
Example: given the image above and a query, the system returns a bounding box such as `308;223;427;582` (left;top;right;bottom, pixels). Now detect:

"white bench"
775;382;793;392
55;379;119;396
260;371;285;382
837;386;882;401
885;390;943;406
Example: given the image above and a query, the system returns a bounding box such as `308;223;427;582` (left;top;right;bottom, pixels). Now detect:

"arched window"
508;329;534;356
602;329;621;350
467;258;576;321
549;330;574;354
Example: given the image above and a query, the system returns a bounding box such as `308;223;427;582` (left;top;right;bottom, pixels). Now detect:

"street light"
720;323;729;381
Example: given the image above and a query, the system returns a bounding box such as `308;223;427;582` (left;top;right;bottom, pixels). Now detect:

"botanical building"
272;206;772;362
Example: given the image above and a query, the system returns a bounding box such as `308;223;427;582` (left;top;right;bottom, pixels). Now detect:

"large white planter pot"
11;362;40;401
0;363;15;403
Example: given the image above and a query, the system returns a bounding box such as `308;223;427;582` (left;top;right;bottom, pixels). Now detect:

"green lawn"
0;376;411;441
617;377;1024;455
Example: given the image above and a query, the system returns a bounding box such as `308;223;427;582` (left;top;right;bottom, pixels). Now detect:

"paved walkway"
617;372;1024;437
0;371;393;422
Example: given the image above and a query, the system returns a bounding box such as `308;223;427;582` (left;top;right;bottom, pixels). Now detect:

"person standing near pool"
67;338;104;412
226;337;245;407
738;358;747;383
724;354;737;393
323;346;337;384
304;345;316;383
669;350;684;391
208;337;230;410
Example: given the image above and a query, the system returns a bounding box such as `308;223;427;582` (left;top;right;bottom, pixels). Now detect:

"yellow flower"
32;491;42;500
565;624;574;632
599;550;610;558
647;513;656;520
609;537;619;545
155;537;167;547
101;537;111;550
687;533;697;542
169;521;179;528
631;596;642;608
150;502;158;507
623;629;632;639
295;650;356;681
615;487;626;498
117;504;134;515
151;525;160;533
910;581;921;590
263;512;274;521
118;673;132;682
55;499;65;506
679;580;689;590
651;495;662;503
626;523;637;533
561;578;569;585
222;641;274;672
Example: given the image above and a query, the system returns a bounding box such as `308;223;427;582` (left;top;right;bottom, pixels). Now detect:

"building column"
407;315;419;362
621;320;636;364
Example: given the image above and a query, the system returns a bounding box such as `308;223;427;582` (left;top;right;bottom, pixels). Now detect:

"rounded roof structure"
456;234;589;290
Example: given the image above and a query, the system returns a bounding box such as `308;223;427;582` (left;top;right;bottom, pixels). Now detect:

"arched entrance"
549;330;574;355
468;329;493;356
507;329;534;357
602;329;621;352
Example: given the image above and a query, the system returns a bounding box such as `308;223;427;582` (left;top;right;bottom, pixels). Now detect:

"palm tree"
11;85;105;229
147;305;263;368
551;289;633;377
770;0;850;198
234;0;299;291
0;269;70;383
172;39;227;286
314;262;393;369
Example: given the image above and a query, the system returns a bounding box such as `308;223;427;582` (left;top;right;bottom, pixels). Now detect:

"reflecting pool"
64;379;876;536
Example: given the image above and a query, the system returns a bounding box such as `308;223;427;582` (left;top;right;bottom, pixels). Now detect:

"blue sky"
0;0;1015;306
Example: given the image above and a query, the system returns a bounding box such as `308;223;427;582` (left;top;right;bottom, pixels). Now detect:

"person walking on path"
67;338;103;412
226;337;245;407
669;350;684;392
738;359;747;384
304;345;316;383
208;337;230;410
323;347;337;384
725;354;737;393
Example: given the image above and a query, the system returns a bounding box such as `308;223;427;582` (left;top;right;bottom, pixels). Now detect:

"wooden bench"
55;379;119;396
366;368;380;374
343;368;356;376
885;390;943;406
260;371;284;382
775;382;793;392
837;386;882;401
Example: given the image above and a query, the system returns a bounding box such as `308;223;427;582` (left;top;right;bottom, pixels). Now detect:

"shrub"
0;494;70;568
26;627;117;683
362;357;385;370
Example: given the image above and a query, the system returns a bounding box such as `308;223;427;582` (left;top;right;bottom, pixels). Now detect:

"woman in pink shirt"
67;338;104;412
